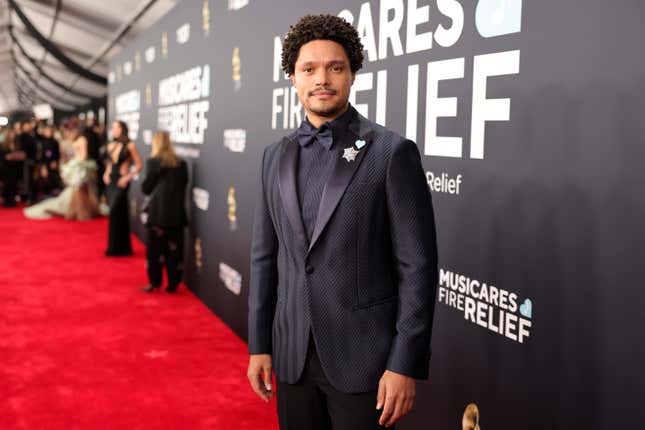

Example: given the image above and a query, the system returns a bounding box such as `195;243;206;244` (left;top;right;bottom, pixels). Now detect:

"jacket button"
305;266;314;274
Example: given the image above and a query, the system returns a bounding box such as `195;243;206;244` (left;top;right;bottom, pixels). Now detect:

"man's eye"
303;67;313;73
332;66;343;72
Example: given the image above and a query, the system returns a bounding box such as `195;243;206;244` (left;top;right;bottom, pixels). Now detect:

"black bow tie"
297;122;333;150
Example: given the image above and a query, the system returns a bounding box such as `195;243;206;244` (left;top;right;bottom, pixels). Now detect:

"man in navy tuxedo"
247;14;439;429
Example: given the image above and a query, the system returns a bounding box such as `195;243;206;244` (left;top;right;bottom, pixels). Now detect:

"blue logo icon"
475;0;523;38
355;139;366;149
519;298;532;319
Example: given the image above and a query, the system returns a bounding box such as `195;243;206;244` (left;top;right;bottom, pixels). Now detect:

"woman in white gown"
24;125;106;221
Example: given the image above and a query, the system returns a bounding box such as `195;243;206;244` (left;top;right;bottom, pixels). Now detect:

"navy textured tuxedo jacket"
248;109;438;393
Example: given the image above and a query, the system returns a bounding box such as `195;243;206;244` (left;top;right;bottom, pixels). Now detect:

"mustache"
309;88;337;96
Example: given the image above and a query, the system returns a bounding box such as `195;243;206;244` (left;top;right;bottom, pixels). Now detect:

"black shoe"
141;284;160;292
166;285;178;293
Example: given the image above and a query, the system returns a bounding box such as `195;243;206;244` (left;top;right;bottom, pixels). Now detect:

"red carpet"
0;208;279;429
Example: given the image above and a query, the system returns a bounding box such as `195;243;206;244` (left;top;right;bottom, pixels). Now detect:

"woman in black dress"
103;121;143;256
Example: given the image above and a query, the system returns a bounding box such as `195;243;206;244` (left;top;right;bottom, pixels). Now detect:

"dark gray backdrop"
109;1;644;428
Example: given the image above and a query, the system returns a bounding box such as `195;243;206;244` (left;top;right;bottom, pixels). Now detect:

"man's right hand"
247;354;274;402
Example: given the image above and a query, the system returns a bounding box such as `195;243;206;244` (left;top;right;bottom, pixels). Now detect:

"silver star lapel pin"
342;146;359;162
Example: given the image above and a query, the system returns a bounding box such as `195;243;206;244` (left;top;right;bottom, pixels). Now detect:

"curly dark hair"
282;14;364;76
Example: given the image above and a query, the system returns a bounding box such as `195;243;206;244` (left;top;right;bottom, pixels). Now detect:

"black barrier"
9;30;98;101
15;72;74;112
10;51;86;108
8;0;107;85
109;1;644;428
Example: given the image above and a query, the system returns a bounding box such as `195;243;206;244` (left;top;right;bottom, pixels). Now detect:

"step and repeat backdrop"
108;1;643;428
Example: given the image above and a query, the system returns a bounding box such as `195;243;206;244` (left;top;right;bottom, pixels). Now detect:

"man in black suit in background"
247;15;438;429
17;120;36;203
83;120;106;200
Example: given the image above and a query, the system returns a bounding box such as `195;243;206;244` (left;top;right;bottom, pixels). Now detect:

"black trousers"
2;160;22;207
105;184;132;256
26;160;37;203
146;226;184;287
277;336;391;430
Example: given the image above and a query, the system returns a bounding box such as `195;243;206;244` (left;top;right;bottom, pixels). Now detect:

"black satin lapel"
277;137;307;245
307;127;374;254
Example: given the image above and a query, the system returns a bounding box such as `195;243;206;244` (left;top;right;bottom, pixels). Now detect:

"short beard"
308;100;348;119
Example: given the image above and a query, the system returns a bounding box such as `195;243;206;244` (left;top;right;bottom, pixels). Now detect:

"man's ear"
351;72;356;85
290;75;296;88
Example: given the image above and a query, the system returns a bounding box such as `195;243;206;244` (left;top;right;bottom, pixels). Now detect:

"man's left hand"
376;370;416;428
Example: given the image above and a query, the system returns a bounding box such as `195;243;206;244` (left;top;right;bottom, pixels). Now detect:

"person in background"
32;123;63;200
88;120;107;202
31;164;57;201
39;124;61;169
1;129;25;207
24;122;102;221
58;121;76;165
0;128;5;198
17;120;37;203
140;131;188;293
84;119;102;163
103;120;143;256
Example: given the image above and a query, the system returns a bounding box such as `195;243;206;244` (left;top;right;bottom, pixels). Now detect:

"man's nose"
314;68;331;86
